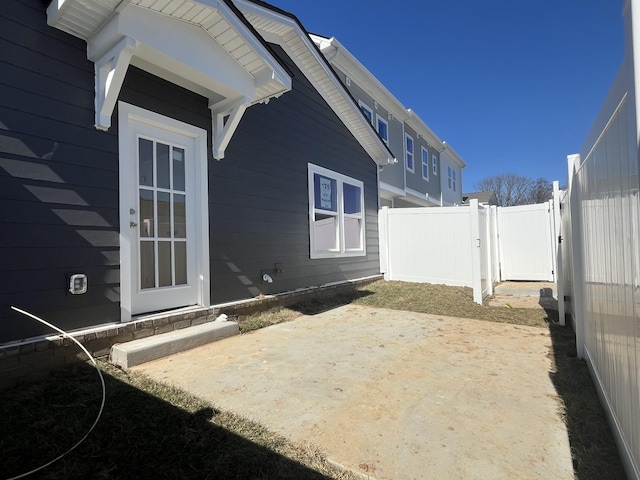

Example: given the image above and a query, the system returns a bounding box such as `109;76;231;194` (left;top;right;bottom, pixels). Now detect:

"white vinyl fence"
497;202;556;282
545;3;640;477
379;197;560;305
379;199;498;304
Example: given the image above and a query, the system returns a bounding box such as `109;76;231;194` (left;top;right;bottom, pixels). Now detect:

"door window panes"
157;192;171;238
174;194;186;238
139;138;154;187
137;137;189;290
158;241;172;287
139;190;154;238
175;241;187;285
140;241;155;289
173;148;185;191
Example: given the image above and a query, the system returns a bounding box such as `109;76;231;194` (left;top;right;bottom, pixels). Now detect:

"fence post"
485;206;494;296
567;153;585;358
553;181;565;326
378;207;390;280
469;199;483;304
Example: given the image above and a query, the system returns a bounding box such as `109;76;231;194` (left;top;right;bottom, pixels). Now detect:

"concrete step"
111;321;239;369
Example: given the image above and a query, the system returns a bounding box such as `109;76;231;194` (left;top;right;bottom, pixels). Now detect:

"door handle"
130;222;137;228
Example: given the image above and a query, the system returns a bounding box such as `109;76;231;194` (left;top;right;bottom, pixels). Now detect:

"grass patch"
1;280;626;479
0;361;362;480
236;308;301;334
351;280;556;327
547;324;627;480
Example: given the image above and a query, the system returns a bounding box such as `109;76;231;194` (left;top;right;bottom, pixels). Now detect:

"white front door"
118;103;209;320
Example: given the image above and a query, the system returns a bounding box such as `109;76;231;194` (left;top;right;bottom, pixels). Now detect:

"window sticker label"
320;176;332;210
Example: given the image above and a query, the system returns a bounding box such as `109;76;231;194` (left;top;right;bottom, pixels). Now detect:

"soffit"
47;0;291;103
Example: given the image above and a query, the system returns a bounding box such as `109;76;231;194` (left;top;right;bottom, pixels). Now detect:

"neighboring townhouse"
462;191;498;206
0;0;395;344
311;35;466;208
440;142;465;205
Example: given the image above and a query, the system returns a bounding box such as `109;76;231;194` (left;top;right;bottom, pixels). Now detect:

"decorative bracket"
94;36;137;131
209;96;251;160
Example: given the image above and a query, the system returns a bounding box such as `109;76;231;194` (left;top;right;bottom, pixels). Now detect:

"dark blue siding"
0;0;380;343
211;45;380;302
0;0;120;342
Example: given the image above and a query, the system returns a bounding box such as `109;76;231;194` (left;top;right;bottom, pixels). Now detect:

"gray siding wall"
332;67;405;190
440;153;462;205
0;0;120;342
211;45;381;303
413;136;441;199
0;2;381;344
381;115;405;188
404;125;442;201
404;124;423;192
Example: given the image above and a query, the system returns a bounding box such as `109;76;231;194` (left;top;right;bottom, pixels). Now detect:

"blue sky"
266;0;625;191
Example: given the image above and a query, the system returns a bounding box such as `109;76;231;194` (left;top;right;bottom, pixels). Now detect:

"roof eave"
235;0;395;167
311;35;410;122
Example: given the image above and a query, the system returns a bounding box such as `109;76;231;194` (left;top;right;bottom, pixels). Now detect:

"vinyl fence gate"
379;194;560;305
496;202;556;282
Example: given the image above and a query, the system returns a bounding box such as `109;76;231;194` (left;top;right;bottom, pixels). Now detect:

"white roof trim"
405;109;443;151
313;34;466;171
234;0;395;167
311;34;410;122
47;0;292;158
379;181;406;198
442;141;467;168
405;187;440;206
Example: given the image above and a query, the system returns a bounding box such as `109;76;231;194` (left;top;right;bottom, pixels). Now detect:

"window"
308;164;365;258
421;147;429;180
405;134;414;172
432;155;438;175
376;114;388;144
359;101;373;124
448;167;457;191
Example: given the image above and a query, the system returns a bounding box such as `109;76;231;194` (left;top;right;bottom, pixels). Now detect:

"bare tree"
527;178;553;204
475;174;533;207
474;175;553;206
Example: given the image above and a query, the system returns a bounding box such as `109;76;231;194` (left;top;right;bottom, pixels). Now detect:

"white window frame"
447;166;457;191
432;154;438;175
405;133;414;172
308;163;366;259
421;146;430;180
359;100;373;125
376;114;389;144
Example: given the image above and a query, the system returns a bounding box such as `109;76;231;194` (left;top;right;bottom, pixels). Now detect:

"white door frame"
118;102;210;321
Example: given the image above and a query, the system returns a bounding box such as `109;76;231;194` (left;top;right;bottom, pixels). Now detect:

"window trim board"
308;163;366;259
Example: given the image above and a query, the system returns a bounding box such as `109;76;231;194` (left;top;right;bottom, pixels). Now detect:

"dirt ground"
133;304;573;480
488;294;558;311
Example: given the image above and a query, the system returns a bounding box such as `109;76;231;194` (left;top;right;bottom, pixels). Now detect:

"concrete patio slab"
132;305;573;480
